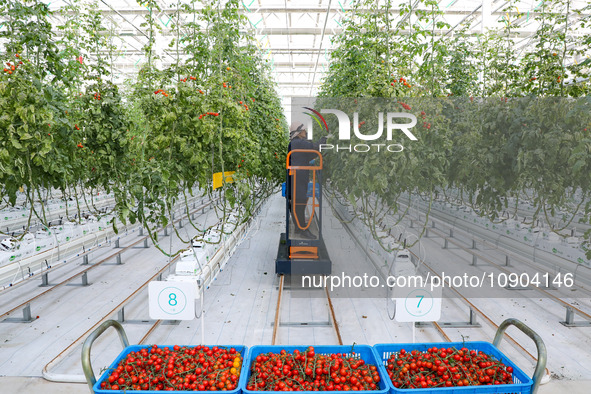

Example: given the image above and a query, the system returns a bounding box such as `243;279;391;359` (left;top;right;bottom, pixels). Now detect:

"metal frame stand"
1;303;36;323
22;303;34;322
418;307;481;328
560;306;591;327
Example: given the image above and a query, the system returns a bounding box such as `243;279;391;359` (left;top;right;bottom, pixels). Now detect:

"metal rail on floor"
394;198;591;327
272;274;284;345
272;273;343;346
413;200;591;292
42;252;184;384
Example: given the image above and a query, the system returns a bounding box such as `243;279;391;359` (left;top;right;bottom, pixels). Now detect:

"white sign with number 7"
393;284;442;323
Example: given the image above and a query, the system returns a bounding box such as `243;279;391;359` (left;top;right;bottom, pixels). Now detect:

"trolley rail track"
271;274;343;346
42;252;184;383
411;200;591;291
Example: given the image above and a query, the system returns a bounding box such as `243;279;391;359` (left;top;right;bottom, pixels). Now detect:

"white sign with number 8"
149;281;196;320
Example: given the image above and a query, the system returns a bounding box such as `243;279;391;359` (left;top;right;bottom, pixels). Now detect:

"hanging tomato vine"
0;0;288;258
318;0;591;258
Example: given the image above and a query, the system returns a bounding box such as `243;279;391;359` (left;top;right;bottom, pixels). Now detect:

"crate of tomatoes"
372;318;547;393
243;345;389;394
91;344;247;393
373;342;532;393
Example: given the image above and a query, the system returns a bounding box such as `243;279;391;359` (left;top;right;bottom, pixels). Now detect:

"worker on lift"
287;122;326;239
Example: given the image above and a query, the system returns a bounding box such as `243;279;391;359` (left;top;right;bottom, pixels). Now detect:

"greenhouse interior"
1;0;591;393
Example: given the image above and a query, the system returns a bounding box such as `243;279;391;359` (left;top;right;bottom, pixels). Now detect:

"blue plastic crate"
373;342;533;393
93;344;248;394
281;182;286;197
242;345;389;394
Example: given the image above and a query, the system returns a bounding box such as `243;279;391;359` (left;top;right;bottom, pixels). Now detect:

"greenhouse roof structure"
38;0;591;98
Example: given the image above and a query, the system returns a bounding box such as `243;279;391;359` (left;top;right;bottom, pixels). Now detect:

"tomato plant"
0;0;288;255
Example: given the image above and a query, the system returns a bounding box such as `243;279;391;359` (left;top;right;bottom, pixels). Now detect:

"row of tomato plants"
0;0;288;255
317;0;591;256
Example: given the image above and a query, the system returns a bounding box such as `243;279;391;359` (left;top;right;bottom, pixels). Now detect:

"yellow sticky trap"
213;171;236;190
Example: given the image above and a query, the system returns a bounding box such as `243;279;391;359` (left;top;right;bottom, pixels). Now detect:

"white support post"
481;0;492;31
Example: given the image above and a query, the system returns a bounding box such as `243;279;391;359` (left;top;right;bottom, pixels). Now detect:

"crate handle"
492;318;547;394
81;320;130;393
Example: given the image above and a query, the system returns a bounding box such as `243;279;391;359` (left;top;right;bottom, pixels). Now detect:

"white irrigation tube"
201;286;205;345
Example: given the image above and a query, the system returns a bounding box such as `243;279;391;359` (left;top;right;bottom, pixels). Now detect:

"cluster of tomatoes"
397;101;412;111
419;110;431;130
3;54;24;75
100;345;242;391
237;99;250;111
154;89;169;97
180;76;197;82
199;112;220;120
386;347;515;389
93;92;102;101
246;347;381;392
391;76;412;88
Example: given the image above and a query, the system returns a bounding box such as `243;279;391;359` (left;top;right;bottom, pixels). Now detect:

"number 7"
416;295;424;308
